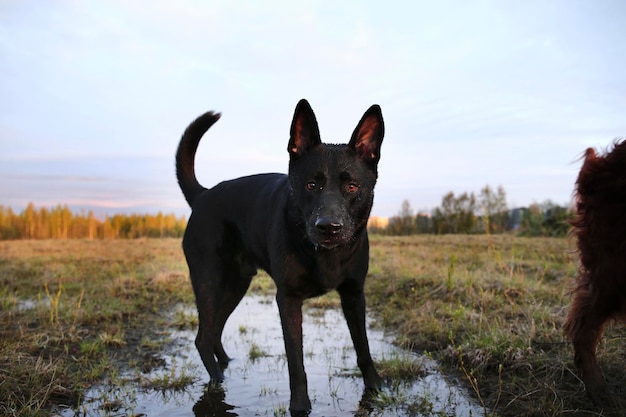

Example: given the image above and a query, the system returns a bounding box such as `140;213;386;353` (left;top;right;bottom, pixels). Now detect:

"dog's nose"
315;217;343;235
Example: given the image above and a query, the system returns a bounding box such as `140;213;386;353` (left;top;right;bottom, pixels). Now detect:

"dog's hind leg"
185;218;257;379
189;257;255;380
338;284;383;390
193;284;226;381
212;264;255;365
565;283;616;407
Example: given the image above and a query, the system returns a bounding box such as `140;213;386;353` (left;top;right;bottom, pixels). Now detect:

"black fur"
175;99;384;414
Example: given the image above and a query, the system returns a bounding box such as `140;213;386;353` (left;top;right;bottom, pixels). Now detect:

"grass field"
1;236;624;416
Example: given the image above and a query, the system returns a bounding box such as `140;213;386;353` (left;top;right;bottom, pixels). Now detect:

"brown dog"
564;140;626;407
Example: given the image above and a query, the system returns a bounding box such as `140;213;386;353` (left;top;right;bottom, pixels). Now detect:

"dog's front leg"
338;285;383;390
276;290;311;414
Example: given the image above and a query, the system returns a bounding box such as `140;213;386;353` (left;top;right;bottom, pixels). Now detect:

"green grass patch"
141;359;198;391
375;353;428;381
248;342;270;361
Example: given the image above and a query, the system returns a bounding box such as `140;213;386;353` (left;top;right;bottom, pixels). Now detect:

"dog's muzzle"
312;217;345;249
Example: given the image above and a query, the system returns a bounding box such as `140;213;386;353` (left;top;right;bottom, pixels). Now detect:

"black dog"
175;99;384;414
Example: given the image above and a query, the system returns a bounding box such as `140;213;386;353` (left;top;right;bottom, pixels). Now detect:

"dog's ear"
584;147;597;162
349;105;384;166
288;99;322;158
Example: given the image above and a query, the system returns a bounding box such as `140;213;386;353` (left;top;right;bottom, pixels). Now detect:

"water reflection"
192;384;237;417
60;295;482;416
184;295;481;416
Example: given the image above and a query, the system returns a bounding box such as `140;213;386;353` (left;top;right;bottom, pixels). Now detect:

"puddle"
12;297;49;311
58;295;483;416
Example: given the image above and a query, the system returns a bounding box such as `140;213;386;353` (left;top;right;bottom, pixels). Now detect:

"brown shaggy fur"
563;139;626;407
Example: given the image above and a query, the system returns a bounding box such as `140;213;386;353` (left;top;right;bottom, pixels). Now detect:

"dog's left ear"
288;99;322;158
349;105;384;166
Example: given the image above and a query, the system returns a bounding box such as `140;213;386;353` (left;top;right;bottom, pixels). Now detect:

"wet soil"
57;295;482;416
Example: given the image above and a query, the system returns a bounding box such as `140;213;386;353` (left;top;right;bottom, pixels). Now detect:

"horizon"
1;196;572;222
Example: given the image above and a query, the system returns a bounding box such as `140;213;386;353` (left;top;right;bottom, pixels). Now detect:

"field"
1;236;624;416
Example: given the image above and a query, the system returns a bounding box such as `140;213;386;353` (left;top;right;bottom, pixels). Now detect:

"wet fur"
175;99;384;414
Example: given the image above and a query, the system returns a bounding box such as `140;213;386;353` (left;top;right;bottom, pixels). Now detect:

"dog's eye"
346;183;359;193
306;181;317;191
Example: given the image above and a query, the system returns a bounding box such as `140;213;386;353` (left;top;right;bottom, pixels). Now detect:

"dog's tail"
176;111;221;207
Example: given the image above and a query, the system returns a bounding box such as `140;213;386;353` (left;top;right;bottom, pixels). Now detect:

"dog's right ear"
349;104;384;167
288;99;322;158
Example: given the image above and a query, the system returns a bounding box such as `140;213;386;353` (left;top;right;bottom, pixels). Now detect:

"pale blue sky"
1;0;625;217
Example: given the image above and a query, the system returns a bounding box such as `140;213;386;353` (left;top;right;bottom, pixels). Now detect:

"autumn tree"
518;200;572;237
432;191;477;234
0;203;187;240
479;185;509;233
386;200;417;235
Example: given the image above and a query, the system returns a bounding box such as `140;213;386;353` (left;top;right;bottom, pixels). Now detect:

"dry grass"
0;238;191;416
1;236;624;416
366;234;626;416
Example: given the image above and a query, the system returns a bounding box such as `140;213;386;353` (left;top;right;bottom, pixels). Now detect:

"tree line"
0;203;187;240
372;185;573;237
2;190;572;240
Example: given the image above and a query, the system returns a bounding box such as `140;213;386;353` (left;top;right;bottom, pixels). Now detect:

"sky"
1;0;625;218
